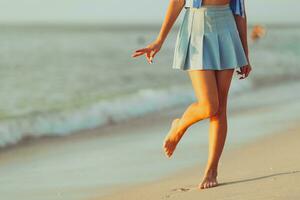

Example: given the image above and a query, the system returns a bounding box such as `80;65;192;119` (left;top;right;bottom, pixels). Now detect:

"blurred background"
0;0;299;147
0;0;299;199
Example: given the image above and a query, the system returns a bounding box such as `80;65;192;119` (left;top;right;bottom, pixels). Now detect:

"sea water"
0;24;299;147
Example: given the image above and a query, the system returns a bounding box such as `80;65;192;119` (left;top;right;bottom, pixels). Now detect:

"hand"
131;39;163;64
236;63;252;79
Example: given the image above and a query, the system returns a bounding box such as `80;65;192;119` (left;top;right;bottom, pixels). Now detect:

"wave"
0;81;252;148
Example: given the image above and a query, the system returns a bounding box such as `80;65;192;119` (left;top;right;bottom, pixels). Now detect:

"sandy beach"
1;1;300;199
0;80;300;200
94;123;300;200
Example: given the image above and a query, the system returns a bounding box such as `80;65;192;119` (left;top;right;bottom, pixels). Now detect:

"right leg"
163;69;219;157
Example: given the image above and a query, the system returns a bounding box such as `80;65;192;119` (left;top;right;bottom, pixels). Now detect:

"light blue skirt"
172;4;248;71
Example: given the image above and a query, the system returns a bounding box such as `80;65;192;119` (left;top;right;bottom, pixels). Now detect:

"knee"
202;99;219;117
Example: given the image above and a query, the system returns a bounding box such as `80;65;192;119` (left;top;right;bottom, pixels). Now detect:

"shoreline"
0;80;300;200
94;121;300;200
0;79;297;152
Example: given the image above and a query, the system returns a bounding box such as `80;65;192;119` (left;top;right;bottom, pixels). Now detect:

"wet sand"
94;123;300;200
0;81;300;200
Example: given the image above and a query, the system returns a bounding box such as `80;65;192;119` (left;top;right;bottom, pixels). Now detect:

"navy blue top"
184;0;246;17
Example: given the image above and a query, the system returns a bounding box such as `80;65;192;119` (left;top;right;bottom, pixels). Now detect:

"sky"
0;0;299;25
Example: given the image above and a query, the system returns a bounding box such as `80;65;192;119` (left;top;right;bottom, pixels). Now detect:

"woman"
131;0;252;189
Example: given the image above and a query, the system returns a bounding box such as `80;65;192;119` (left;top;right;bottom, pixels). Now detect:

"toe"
206;182;210;188
198;182;204;189
198;183;203;189
208;182;211;188
164;140;170;147
206;181;210;188
211;180;217;187
166;150;171;156
164;141;169;146
163;141;168;148
201;183;205;189
200;179;208;189
165;151;170;156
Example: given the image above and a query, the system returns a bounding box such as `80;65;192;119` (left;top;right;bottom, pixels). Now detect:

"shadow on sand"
164;170;300;199
219;170;300;187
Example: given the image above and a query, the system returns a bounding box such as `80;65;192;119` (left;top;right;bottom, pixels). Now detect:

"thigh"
215;69;235;108
187;69;219;103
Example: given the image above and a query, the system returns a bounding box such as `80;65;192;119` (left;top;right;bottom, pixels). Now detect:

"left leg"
199;69;235;189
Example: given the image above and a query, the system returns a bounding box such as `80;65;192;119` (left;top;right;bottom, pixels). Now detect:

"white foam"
0;82;252;148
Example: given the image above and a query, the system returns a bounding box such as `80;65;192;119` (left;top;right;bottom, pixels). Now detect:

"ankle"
204;166;218;176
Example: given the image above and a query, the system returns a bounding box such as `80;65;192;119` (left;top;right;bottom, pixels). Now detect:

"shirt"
184;0;246;17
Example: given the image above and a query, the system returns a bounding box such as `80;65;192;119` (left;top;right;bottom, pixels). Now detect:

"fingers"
131;48;148;57
236;67;244;79
131;47;150;58
131;51;145;57
242;69;249;79
245;66;251;77
237;66;251;79
133;50;154;64
151;50;159;62
150;49;158;58
146;50;152;64
134;47;149;53
132;48;156;64
146;49;157;64
132;50;153;64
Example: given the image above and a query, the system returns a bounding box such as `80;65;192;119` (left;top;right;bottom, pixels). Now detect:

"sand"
93;123;300;200
90;81;300;200
0;81;300;200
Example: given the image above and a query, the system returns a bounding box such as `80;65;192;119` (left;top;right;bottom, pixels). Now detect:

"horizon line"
0;22;299;31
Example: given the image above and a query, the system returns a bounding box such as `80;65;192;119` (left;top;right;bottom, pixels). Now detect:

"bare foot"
198;169;218;189
163;118;185;158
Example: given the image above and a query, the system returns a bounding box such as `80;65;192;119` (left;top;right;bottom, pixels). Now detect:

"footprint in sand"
164;186;198;198
171;187;191;192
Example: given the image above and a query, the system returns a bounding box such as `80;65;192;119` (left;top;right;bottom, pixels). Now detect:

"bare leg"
163;70;219;158
199;69;235;189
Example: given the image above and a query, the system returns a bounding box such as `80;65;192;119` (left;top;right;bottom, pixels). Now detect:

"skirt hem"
172;62;248;71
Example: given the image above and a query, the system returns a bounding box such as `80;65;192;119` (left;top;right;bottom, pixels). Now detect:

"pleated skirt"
172;4;248;71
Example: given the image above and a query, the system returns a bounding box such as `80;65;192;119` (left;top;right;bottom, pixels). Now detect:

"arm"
233;0;252;79
234;7;252;79
132;0;185;63
234;13;250;63
156;0;185;44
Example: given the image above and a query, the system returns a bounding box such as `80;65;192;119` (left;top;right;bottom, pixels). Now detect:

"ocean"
0;24;299;148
